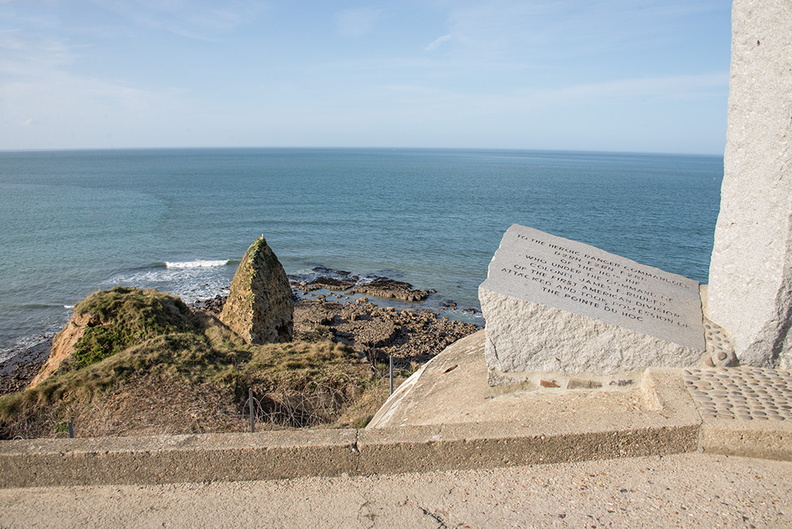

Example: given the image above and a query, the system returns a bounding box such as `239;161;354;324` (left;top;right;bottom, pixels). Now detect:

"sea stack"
219;237;294;344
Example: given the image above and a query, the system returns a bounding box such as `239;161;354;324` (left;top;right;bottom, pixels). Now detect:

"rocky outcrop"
351;279;435;302
293;299;479;361
290;268;435;302
219;238;294;344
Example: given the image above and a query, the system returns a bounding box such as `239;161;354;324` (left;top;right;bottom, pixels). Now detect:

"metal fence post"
249;388;255;433
389;355;394;395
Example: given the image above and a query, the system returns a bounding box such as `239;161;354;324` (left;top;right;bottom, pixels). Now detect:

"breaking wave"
102;260;235;305
164;259;231;269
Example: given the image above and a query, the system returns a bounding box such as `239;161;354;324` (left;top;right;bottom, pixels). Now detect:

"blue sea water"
0;148;723;361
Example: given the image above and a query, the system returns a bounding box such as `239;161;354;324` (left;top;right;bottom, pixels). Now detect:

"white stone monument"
480;225;706;387
707;0;791;368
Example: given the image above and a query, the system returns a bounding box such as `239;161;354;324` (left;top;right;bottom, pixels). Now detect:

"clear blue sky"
0;1;731;154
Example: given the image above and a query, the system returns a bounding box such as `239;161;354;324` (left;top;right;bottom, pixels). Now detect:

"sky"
0;1;732;154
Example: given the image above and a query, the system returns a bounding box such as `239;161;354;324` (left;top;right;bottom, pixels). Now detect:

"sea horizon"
0;145;724;158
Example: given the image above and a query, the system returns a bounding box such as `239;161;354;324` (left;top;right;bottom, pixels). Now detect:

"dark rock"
293;298;479;361
354;279;433;302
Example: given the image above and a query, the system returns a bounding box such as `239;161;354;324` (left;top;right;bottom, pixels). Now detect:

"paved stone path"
684;367;792;421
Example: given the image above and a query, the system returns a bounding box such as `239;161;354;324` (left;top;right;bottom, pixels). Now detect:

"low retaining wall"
1;369;789;488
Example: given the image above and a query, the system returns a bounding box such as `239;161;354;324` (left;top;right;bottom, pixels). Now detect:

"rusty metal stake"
249;388;255;433
389;355;394;395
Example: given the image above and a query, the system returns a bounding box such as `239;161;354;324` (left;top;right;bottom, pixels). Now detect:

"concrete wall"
708;0;792;367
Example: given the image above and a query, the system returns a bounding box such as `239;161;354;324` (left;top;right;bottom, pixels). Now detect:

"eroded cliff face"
219;238;294;344
28;312;92;388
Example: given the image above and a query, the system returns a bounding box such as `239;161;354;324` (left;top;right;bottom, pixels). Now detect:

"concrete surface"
0;340;789;529
370;331;791;462
0;453;789;528
369;331;694;428
0;332;789;526
3;330;791;492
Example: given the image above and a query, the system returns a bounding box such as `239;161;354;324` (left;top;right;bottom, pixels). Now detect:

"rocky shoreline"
0;339;51;395
203;268;481;365
0;270;481;396
290;267;436;302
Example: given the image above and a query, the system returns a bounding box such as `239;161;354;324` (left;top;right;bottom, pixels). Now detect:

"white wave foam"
103;264;233;305
64;305;75;309
0;332;56;363
165;259;230;269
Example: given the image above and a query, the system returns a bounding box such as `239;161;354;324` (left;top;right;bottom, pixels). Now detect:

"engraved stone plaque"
479;225;706;382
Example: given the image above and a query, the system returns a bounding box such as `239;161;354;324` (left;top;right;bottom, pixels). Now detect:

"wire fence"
243;380;354;431
48;354;412;437
243;353;400;432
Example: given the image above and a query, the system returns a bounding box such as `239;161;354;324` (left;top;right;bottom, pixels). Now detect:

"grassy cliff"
0;287;398;439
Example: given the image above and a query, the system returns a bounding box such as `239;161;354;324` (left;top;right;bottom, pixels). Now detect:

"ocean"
0;148;723;362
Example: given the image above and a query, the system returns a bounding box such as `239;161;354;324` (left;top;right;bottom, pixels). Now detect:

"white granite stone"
707;0;792;368
479;225;705;381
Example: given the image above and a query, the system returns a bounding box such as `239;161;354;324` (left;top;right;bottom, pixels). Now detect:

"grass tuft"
69;286;198;370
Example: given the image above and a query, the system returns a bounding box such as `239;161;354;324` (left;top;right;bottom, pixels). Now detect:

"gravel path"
1;453;789;528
